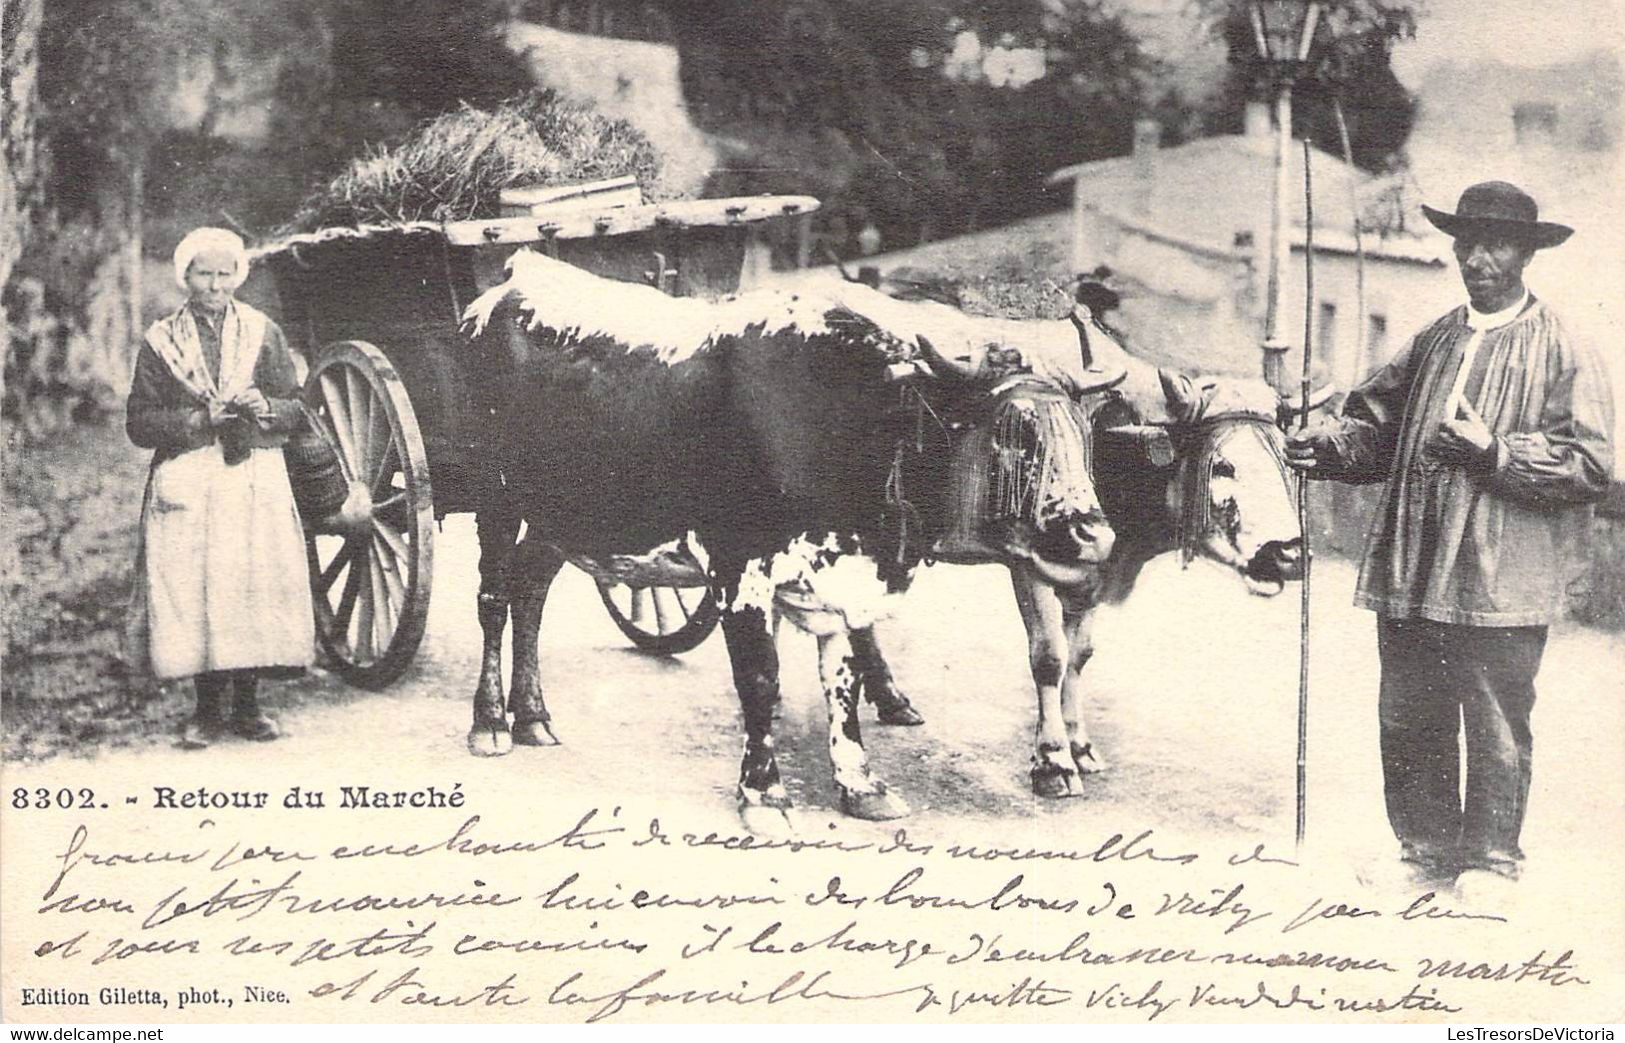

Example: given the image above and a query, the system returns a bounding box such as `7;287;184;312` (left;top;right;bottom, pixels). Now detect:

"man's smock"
1315;297;1613;625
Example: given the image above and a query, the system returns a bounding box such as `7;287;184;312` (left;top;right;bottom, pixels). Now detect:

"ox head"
1137;372;1304;596
909;317;1125;582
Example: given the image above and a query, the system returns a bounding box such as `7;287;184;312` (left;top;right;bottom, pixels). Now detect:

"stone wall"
505;20;719;197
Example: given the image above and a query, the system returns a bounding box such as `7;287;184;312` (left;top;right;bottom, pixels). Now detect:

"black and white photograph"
2;0;1622;1028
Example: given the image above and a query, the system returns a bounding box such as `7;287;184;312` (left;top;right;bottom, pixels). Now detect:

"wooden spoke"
596;581;720;656
320;371;362;480
367;543;391;664
371;432;400;495
362;386;389;487
373;490;406;513
652;586;673;634
332;543;365;634
354;550;378;664
353;370;381;490
346;366;368;453
373;532;407;607
372;517;411;566
316;538;357;594
301;341;433;688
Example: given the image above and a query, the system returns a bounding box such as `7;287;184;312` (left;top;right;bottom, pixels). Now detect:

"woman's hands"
205;389;272;429
206;398;234;427
229;389;272;421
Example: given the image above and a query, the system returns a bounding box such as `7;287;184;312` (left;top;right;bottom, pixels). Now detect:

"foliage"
671;0;1156;253
266;0;534;199
35;0;307;217
31;0;537;249
282;90;667;232
1199;0;1420;169
135;0;533;243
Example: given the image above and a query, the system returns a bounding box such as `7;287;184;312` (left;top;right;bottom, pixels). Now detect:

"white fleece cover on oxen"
463;249;841;364
461;252;916;631
815;281;1133;396
460;250;1130;632
464;249;1127;384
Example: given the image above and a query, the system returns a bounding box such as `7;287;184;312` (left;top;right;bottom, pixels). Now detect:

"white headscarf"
173;227;250;291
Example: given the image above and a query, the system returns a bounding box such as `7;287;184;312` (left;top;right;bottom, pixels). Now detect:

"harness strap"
885;385;935;567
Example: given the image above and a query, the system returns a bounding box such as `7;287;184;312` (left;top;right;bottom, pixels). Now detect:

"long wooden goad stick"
1297;139;1315;851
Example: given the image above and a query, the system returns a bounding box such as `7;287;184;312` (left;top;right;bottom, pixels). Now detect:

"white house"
1045;104;1457;394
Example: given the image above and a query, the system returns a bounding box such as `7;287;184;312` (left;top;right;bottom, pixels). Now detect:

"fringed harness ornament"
882;382;946;571
1174;409;1299;565
937;376;1115;564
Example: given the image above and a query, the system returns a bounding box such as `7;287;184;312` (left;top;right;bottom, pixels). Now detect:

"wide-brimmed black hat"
1421;181;1573;249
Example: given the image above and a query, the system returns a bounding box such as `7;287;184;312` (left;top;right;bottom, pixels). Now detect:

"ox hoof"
1031;763;1085;799
738;784;795;837
874;696;926;727
739;802;796;838
838;783;911;821
1071;742;1108;775
513;719;560;746
1243;572;1286;597
467;722;513;758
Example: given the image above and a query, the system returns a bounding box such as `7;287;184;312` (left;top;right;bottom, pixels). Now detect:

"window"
1367;314;1388;359
1513;102;1559;145
1318;301;1338;364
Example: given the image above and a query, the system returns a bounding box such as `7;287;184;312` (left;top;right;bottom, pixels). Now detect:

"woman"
125;227;313;748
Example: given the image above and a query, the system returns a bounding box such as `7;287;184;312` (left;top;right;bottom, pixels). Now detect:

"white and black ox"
460;250;1300;823
847;287;1306;800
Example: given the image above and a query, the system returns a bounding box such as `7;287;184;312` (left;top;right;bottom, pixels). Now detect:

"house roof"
1049;132;1446;265
1048;132;1356;199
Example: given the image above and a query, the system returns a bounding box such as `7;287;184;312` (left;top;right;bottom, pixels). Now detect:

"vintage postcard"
3;0;1623;1028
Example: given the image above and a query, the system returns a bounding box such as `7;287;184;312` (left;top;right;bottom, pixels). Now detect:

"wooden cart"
250;191;819;688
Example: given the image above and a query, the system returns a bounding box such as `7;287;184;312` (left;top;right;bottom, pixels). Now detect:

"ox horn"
1068;304;1096;371
914;334;979;381
1159;368;1203;423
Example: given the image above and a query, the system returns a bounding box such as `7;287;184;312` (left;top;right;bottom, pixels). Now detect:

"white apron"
126;302;314;680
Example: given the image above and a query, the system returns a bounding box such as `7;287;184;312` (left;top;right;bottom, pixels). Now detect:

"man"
1287;181;1615;892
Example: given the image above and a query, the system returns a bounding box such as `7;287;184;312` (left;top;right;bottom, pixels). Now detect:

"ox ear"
1159;369;1202;423
1102;424;1176;468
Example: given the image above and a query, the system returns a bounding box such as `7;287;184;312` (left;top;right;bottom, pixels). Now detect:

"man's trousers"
1376;615;1547;878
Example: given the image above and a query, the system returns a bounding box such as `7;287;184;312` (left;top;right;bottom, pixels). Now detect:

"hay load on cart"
249;93;818;687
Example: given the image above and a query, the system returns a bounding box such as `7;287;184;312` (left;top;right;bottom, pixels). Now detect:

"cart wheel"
302;341;433;689
597;582;719;655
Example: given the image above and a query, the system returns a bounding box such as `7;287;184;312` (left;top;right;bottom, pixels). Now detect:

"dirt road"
10;496;1621;884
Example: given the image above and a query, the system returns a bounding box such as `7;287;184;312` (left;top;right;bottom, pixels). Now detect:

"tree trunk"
3;0;44;646
77;161;142;398
3;0;44;373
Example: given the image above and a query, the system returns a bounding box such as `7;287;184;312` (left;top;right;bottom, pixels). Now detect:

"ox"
819;281;1304;798
459;250;1121;823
